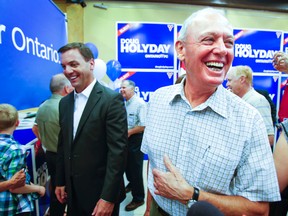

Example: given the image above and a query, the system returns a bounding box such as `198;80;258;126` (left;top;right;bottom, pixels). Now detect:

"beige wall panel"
67;4;84;42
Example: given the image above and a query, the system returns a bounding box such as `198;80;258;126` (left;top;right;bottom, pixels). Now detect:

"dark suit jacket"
56;81;128;215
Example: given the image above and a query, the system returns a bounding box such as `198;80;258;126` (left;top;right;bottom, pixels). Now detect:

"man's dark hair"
58;42;94;61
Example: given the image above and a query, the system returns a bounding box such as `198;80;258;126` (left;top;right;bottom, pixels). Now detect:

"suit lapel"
74;82;102;140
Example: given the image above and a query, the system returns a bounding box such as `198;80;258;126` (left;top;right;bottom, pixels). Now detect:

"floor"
120;160;148;216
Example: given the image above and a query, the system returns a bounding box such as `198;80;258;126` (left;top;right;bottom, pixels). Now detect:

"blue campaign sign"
233;29;282;73
283;33;288;53
117;22;175;71
253;75;279;105
0;0;67;110
118;71;174;102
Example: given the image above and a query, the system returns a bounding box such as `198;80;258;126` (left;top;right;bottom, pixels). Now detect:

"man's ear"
64;85;74;94
239;76;245;83
15;119;20;127
90;58;95;71
175;41;185;61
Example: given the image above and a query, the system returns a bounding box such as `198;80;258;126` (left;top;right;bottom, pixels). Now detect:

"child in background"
0;103;45;216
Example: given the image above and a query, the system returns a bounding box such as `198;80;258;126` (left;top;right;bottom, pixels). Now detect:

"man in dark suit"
55;42;128;216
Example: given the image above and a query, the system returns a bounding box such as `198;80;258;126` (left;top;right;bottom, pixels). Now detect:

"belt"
157;205;170;216
153;198;170;216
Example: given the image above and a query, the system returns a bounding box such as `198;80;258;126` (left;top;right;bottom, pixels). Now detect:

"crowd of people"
1;6;288;216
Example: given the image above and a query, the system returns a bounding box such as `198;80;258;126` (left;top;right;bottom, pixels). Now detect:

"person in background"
55;42;128;216
120;80;147;211
273;51;288;73
141;7;280;216
226;65;275;147
271;119;288;216
32;73;73;216
270;52;288;216
0;103;45;216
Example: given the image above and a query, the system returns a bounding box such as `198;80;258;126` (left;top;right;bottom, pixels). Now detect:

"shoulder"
151;84;177;101
94;82;122;100
222;88;261;118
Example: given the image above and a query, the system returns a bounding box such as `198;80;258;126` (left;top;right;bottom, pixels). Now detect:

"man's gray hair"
50;73;70;93
178;7;228;42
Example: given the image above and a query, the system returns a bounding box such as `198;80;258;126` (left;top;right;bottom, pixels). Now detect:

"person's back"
0;104;45;216
34;73;73;153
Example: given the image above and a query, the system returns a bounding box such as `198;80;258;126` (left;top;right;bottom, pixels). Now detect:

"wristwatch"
186;187;200;208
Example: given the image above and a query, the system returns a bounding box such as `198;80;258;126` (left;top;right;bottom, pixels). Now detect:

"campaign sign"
253;75;279;106
118;71;174;102
284;32;288;54
233;29;282;73
117;23;175;71
0;0;67;110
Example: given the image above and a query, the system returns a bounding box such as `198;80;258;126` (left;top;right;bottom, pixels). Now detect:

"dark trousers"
45;151;66;216
68;179;120;216
269;186;288;216
125;133;145;202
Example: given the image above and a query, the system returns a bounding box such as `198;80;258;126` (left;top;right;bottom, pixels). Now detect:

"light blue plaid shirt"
141;81;280;216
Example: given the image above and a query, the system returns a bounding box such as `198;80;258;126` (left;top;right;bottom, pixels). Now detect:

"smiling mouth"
205;62;224;71
70;76;78;81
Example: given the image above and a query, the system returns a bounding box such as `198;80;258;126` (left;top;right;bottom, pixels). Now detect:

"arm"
153;155;269;216
268;135;275;147
273;132;288;192
0;170;26;192
55;99;68;204
128;101;146;137
144;189;153;216
144;160;152;216
93;93;128;215
32;124;40;141
10;183;45;197
128;126;145;137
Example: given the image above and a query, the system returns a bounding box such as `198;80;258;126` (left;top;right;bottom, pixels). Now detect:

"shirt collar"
74;79;96;99
242;87;254;101
169;79;228;118
126;94;136;105
51;93;63;99
0;134;13;139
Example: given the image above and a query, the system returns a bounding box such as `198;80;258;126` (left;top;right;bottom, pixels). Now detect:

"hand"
152;155;193;203
92;199;114;216
55;186;67;204
38;186;46;197
273;51;288;73
9;170;26;189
